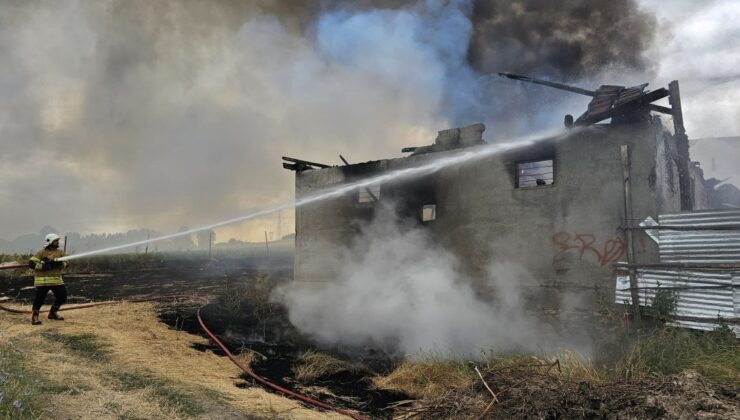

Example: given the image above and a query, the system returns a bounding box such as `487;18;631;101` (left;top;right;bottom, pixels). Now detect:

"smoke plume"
277;208;590;357
469;0;656;80
0;0;658;241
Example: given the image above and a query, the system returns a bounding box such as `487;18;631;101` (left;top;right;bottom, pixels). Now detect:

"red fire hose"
0;296;366;420
196;307;366;420
0;263;29;270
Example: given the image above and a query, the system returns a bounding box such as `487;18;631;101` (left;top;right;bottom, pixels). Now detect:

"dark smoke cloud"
469;0;657;80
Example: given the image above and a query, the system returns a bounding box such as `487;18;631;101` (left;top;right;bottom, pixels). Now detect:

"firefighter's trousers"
32;285;67;311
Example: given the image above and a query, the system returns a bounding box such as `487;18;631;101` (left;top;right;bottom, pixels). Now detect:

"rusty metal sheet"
583;84;650;122
614;84;648;106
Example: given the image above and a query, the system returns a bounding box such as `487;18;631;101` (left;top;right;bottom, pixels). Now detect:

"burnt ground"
160;299;409;418
405;363;740;419
0;254;409;418
0;254;295;302
2;255;738;419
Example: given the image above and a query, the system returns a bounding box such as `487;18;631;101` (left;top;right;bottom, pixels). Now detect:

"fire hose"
0;292;366;420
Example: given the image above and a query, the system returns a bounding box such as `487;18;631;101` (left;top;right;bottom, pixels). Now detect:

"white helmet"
44;233;61;246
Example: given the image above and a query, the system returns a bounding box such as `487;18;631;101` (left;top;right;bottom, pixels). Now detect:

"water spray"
55;129;573;263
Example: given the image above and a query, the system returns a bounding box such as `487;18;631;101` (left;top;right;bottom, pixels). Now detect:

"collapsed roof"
498;73;672;125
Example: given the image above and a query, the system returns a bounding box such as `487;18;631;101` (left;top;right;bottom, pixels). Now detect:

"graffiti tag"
552;232;626;267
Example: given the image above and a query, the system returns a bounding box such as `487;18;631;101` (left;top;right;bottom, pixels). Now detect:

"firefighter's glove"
28;260;35;269
51;260;65;269
40;257;53;271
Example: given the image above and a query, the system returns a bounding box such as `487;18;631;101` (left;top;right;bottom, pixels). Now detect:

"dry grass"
480;350;606;383
293;351;353;383
375;343;740;419
235;348;264;369
372;357;474;400
0;301;343;419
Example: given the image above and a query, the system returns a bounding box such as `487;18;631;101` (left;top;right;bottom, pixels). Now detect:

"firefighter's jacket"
29;248;67;286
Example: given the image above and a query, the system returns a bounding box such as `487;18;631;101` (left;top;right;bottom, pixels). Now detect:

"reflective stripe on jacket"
29;248;66;287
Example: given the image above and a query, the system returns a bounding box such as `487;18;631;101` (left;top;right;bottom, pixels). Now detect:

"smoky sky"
469;0;656;80
4;0;727;242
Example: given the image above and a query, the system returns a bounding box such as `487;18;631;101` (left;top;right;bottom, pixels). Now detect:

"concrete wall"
293;118;684;314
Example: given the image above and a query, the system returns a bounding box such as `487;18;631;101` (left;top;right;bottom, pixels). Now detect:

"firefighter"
28;233;68;325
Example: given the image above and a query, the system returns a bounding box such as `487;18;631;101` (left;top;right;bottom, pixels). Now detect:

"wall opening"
421;204;436;222
516;159;554;188
358;185;381;203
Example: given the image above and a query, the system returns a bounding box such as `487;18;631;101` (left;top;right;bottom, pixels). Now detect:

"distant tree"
171;226;195;251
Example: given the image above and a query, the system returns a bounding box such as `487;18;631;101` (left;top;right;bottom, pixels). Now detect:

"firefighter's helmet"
44;233;61;247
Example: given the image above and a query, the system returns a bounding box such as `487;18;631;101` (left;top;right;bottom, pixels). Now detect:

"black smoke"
468;0;657;80
265;0;657;79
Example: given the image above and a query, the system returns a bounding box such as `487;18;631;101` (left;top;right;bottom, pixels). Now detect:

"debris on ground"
375;356;739;419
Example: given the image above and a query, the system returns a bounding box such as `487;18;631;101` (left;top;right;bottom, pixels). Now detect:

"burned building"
284;76;739;331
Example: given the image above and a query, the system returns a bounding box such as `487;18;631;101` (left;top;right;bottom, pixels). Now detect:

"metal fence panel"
616;209;740;336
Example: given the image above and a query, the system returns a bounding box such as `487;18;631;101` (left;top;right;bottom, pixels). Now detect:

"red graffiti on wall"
552;232;626;267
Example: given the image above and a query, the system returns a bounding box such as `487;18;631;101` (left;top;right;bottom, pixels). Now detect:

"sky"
0;0;738;243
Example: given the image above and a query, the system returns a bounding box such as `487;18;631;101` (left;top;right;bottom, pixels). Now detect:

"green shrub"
647;283;677;321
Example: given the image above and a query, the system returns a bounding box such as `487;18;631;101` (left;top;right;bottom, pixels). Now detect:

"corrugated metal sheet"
584;84;649;119
647;209;740;264
616;209;740;336
735;275;740;318
616;270;735;317
614;84;648;106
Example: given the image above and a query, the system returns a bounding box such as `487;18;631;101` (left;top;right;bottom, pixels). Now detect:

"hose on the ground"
0;263;29;271
0;296;367;420
195;306;367;420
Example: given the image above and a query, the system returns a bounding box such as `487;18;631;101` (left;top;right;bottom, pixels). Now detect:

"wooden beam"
621;144;642;328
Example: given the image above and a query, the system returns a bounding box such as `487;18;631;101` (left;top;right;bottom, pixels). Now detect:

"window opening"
421;204;436;222
516;159;554;188
358;185;381;203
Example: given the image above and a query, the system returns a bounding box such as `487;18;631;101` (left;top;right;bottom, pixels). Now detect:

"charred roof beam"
498;72;671;126
282;156;332;172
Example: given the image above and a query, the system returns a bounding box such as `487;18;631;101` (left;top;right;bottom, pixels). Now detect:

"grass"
148;382;204;417
292;350;353;383
235;348;264;369
373;357;474;399
104;370;204;417
377;324;739;395
0;253;31;264
617;324;739;383
105;371;151;391
41;331;110;362
0;343;47;419
0;301;319;419
374;324;739;415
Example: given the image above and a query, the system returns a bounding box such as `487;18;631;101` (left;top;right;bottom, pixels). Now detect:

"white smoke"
0;1;468;239
276;208;581;357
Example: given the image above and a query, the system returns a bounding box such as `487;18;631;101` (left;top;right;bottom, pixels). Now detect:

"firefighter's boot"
31;310;42;325
48;306;64;321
